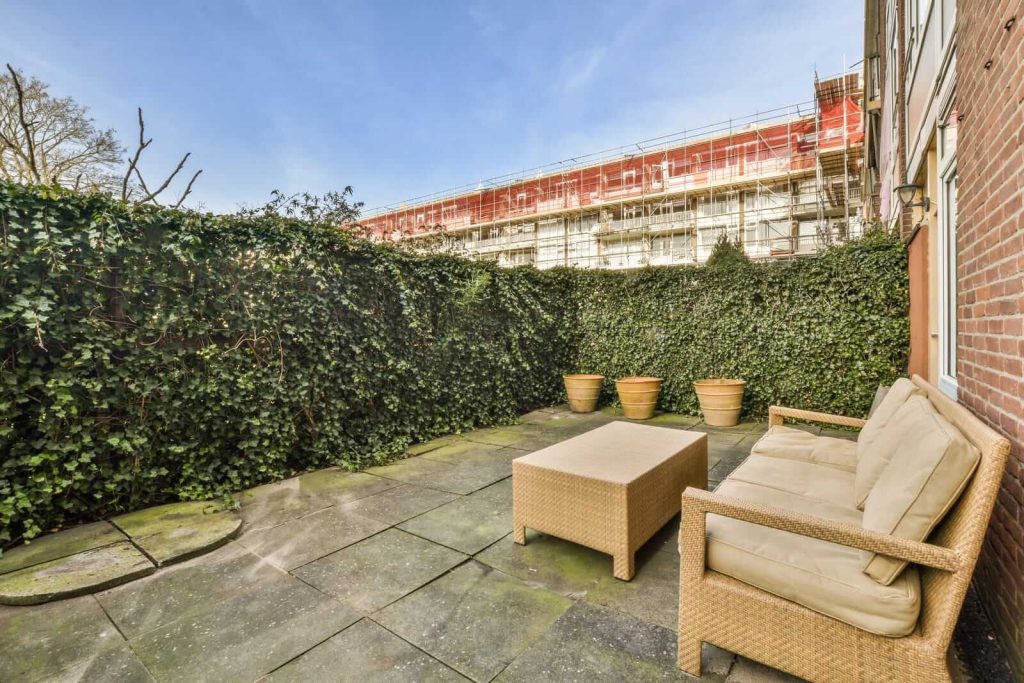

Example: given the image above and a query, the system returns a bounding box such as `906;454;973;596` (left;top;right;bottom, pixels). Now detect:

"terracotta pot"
694;378;746;426
563;374;604;413
615;376;662;420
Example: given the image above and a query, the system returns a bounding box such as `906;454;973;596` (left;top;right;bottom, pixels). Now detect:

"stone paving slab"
97;542;285;639
236;471;401;532
419;440;504;463
112;500;241;567
262;618;468;682
477;530;681;631
237;506;388;571
130;574;359;682
501;419;615;452
367;456;463;485
375;561;572;683
341;483;460;526
0;521;126;577
293;529;467;614
494;601;688;682
690;419;770;436
0;541;155;606
587;547;680;631
406;434;465;456
461;425;534;447
0;595;153;683
599;407;702;430
369;454;509;495
235;485;336;533
398;479;512;555
423;458;513;495
295;468;403;502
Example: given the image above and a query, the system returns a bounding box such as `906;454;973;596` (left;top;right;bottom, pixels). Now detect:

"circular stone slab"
0;541;155;606
112;501;242;567
0;521;125;577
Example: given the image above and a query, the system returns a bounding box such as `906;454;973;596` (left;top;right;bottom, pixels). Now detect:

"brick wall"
955;0;1024;676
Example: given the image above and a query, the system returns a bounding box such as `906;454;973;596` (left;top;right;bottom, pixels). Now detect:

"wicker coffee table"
512;421;707;580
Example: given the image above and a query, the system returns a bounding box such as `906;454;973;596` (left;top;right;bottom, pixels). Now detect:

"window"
938;99;958;398
938;168;958;397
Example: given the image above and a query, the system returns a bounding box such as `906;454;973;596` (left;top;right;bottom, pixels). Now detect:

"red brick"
958;0;1024;675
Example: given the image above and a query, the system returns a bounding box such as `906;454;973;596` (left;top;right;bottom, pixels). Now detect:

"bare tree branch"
132;165;154;203
5;63;40;182
137;151;190;204
172;169;202;208
121;107;151;201
2;65;203;206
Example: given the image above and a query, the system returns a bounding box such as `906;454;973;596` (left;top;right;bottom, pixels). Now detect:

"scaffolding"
355;70;865;270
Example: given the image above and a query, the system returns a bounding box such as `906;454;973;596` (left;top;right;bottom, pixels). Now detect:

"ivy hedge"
563;232;909;417
0;183;572;543
0;182;908;543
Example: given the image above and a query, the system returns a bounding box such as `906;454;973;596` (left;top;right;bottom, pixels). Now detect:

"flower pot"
615;376;662;420
563;374;604;413
693;378;746;427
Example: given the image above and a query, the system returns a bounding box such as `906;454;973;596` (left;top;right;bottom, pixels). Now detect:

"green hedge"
0;182;908;543
0;183;571;543
563;232;909;417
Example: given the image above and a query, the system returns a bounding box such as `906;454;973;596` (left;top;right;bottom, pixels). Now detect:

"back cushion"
855;378;922;507
860;395;981;585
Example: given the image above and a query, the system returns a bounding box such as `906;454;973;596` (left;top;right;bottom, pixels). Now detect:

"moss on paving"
0;521;125;576
0;542;155;606
113;501;241;567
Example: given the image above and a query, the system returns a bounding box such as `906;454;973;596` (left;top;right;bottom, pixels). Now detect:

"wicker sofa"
678;375;1010;682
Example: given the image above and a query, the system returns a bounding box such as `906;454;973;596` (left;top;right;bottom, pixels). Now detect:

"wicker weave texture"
513;428;707;580
768;405;868;429
680;376;1010;682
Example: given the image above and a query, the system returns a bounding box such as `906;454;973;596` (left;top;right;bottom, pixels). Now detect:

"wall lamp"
895;183;931;212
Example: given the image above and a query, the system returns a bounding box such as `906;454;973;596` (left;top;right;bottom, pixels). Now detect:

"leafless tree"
1;65;122;192
2;64;202;208
120;106;202;208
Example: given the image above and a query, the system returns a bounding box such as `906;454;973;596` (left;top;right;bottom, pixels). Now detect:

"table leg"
613;552;635;580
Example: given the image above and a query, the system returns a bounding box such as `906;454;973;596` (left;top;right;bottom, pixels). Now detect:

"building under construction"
357;72;864;269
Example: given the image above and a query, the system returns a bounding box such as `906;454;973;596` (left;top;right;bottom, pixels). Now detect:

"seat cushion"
705;478;921;637
855;377;923;506
726;455;859;509
750;425;859;472
861;395;981;584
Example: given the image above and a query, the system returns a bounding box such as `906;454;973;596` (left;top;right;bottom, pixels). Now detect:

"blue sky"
2;1;863;214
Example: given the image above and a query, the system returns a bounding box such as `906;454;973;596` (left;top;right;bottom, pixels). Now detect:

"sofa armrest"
768;405;867;429
679;487;961;575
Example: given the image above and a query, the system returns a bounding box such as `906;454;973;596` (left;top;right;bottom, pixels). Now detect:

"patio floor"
0;407;1010;682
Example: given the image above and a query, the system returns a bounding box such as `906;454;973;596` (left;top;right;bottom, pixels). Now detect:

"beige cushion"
727;455;858;509
861;396;981;584
855;378;923;506
750;426;859;472
705;478;921;637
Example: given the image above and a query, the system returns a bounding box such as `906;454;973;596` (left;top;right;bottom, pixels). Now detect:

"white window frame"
937;162;957;399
